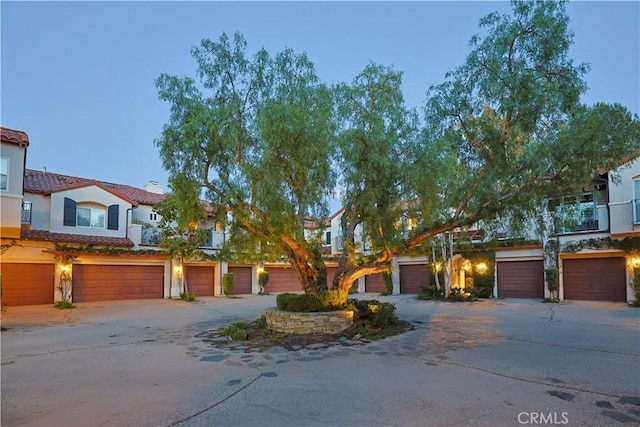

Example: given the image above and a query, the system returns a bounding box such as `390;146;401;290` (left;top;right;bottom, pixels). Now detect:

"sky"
2;1;639;196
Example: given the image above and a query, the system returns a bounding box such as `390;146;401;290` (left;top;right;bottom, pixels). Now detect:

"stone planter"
265;307;354;335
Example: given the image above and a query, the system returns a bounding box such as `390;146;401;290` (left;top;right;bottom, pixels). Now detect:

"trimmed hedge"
276;290;350;312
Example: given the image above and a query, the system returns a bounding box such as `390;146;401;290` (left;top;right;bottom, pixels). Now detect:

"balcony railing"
634;199;640;225
141;227;225;249
141;227;162;246
558;205;600;234
21;201;32;224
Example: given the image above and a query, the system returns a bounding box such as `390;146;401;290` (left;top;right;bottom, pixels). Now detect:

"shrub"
447;288;474;302
417;285;444;300
545;268;559;292
220;322;249;340
631;267;640;306
350;299;397;326
276;293;322;312
180;292;196;302
258;271;270;294
474;286;492;298
53;300;75;309
380;271;393;296
318;289;348;310
222;273;234;296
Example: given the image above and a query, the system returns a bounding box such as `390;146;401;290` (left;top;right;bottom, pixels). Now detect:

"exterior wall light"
476;262;488;274
632;256;640;268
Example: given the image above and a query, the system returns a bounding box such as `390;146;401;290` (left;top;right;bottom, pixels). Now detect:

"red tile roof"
1;127;30;147
25;169;165;206
22;229;134;247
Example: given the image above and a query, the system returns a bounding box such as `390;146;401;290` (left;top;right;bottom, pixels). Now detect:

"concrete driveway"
2;296;639;427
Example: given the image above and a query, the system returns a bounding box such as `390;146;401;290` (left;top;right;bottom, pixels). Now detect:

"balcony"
634;199;640;225
21;201;32;225
141;227;162;246
141;227;225;249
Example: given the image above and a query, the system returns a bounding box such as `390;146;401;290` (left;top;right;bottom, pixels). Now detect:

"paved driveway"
2;296;639;426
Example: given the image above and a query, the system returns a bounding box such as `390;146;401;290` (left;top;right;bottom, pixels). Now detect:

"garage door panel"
73;265;164;302
1;263;54;305
497;261;544;298
563;258;626;302
365;273;385;293
227;266;252;294
265;267;301;293
185;266;215;296
400;264;429;294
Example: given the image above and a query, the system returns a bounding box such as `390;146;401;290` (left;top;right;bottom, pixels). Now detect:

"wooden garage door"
227;266;252;294
326;266;337;288
563;258;626;302
73;265;164;302
365;273;385;293
185;266;215;297
1;263;54;306
497;260;544;299
400;264;429;294
265;267;301;293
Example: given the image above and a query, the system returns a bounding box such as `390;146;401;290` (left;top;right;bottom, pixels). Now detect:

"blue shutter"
63;197;76;226
107;205;119;230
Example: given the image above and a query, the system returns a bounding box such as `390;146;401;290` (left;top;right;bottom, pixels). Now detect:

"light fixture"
476;262;488;274
632;256;640;268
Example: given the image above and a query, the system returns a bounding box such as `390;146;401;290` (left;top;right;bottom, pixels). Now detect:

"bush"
276;293;322;312
258;271;270;294
447;288;474;302
417;285;444;300
474;285;493;298
380;271;393;296
318;289;348;310
180;292;196;302
545;268;559;292
53;300;75;309
631;267;640;306
350;299;397;326
220;322;249;340
222;273;234;296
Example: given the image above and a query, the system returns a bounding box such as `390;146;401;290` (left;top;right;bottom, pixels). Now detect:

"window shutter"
107;205;119;230
63;197;77;226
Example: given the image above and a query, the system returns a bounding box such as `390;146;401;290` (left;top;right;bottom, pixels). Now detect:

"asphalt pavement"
2;295;639;427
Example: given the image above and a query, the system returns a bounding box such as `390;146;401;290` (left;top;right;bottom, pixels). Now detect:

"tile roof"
24;169;165;206
1;127;30;147
22;229;134;247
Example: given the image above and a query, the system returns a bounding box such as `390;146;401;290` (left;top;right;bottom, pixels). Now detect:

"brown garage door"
563;258;627;302
497;260;544;298
265;267;301;293
400;264;429;294
73;265;164;302
326;266;338;288
227;266;252;294
185;265;215;296
365;273;385;293
1;263;54;306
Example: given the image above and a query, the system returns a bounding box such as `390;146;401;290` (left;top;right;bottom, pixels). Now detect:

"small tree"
258;271;270;294
154;174;209;297
223;273;235;296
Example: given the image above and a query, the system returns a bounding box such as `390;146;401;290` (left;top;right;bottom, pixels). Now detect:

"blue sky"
2;1;639;195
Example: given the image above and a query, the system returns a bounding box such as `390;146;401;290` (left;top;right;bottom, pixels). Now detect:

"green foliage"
380;271;394;296
222;273;235;296
276;293;322;312
317;289;348;310
180;292;196;302
220;322;249;340
447;288;474;302
545;268;559;292
461;250;495;298
53;300;75;310
276;290;350;312
350;299;397;327
258;272;270;292
417;285;444;300
631;267;640;307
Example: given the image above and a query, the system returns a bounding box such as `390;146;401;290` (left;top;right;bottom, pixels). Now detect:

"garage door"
497;260;544;298
365;273;385;293
563;258;627;302
326;266;338;289
227;266;252;294
73;265;164;302
0;263;54;306
265;267;301;293
400;264;429;294
185;265;215;297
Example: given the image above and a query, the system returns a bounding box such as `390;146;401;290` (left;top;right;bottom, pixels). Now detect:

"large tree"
156;33;336;294
156;1;639;301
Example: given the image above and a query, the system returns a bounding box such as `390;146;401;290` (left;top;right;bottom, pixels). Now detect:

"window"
325;231;331;245
149;211;158;221
77;205;105;228
0;157;8;191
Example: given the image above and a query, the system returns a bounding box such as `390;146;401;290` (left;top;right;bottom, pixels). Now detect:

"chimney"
144;181;164;194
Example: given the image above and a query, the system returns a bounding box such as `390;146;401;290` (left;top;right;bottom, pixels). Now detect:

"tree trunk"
281;237;328;294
